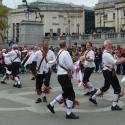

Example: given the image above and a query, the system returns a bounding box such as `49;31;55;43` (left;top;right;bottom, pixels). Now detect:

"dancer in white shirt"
89;40;125;111
32;40;55;103
80;42;96;96
47;41;79;119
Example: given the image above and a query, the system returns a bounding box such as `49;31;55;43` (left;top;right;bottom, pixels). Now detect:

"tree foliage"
0;5;9;42
0;5;9;16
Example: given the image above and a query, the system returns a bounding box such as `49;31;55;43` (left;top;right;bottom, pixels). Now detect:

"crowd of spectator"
0;43;125;76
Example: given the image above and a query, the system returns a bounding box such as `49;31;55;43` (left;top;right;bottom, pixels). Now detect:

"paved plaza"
0;73;125;125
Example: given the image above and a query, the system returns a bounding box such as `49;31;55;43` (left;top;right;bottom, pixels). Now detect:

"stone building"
8;0;84;42
7;0;95;43
95;0;125;33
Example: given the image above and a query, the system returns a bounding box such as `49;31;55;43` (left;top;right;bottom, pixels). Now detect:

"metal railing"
43;32;125;41
3;32;125;47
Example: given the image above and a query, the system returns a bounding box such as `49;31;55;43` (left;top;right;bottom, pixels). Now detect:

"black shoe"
66;113;79;119
89;98;97;105
35;98;42;103
17;84;22;88
91;89;97;96
84;89;97;96
84;92;92;96
111;105;123;111
43;96;47;103
31;77;35;80
13;84;18;87
1;81;7;84
47;104;55;114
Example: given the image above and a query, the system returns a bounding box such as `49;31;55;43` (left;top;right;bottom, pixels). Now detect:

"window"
50;29;53;36
113;13;115;20
12;23;15;39
52;23;59;25
57;28;61;35
16;23;20;42
52;17;57;19
124;10;125;16
104;14;107;20
58;15;64;18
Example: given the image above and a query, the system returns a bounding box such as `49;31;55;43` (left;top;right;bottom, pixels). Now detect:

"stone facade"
8;0;86;42
19;21;44;45
95;0;125;32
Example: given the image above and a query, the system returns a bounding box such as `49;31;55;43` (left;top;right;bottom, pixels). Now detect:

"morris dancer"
80;42;97;96
1;49;12;84
89;40;125;111
32;40;55;103
47;41;79;119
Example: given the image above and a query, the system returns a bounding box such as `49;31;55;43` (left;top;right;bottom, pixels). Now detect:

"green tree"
0;5;9;43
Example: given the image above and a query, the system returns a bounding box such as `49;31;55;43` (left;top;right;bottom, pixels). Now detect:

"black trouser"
6;64;12;72
36;72;51;93
116;64;121;74
11;62;20;77
0;64;5;74
95;61;99;72
83;67;94;84
43;72;51;87
58;75;75;101
101;70;121;94
122;63;125;75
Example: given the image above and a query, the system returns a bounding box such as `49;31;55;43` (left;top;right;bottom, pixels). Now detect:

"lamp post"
68;19;71;35
77;23;80;35
68;19;71;47
102;3;106;32
99;12;102;28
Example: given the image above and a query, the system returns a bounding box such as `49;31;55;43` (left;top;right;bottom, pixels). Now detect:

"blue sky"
3;0;98;8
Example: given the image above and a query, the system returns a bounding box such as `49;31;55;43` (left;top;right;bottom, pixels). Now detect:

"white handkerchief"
121;76;125;83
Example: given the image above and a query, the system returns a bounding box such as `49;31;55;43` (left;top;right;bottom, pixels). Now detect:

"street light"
102;3;106;32
77;23;80;35
68;19;70;35
68;19;71;47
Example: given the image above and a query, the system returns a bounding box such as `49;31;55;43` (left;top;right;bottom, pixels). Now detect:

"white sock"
42;93;46;98
15;77;21;85
50;94;63;106
92;89;101;99
87;82;95;92
37;94;41;99
6;70;11;75
2;75;6;81
112;94;119;107
66;99;73;115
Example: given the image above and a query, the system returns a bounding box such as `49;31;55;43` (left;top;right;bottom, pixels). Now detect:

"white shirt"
57;49;75;75
4;49;21;63
3;53;11;65
102;50;117;71
32;49;56;74
24;51;36;67
84;50;95;68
